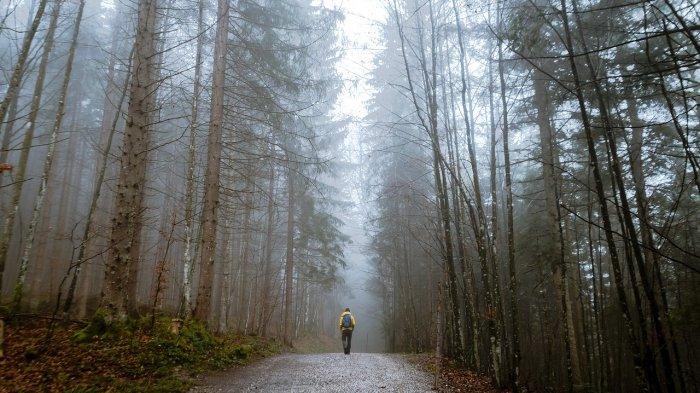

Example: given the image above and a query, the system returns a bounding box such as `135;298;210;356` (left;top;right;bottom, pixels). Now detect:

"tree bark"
180;0;205;320
192;0;228;323
103;0;159;321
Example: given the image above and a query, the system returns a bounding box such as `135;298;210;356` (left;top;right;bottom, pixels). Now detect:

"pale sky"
321;0;385;121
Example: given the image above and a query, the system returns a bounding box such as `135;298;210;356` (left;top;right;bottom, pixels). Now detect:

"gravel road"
191;353;434;392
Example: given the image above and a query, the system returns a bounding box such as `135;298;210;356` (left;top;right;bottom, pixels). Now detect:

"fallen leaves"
406;353;507;393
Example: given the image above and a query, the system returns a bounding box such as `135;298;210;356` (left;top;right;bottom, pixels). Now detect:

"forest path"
190;353;434;392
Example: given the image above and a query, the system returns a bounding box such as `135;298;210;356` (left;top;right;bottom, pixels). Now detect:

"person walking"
338;307;356;355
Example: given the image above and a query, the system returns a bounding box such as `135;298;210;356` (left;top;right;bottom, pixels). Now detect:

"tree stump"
170;318;183;335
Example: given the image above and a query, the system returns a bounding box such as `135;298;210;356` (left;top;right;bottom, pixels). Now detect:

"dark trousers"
342;330;353;354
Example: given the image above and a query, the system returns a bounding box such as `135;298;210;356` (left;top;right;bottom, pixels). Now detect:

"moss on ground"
1;316;281;392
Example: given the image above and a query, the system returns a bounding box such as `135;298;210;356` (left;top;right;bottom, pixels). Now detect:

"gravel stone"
191;353;435;392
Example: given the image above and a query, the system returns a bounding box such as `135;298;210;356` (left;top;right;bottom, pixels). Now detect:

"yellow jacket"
338;311;356;331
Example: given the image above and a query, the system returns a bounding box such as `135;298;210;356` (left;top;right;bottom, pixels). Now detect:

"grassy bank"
0;313;281;392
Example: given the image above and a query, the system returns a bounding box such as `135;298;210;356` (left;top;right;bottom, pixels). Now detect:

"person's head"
344;307;350;312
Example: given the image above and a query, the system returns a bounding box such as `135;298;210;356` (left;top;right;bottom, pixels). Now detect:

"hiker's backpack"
342;314;352;329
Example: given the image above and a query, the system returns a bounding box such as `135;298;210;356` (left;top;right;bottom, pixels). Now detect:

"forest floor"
0;315;280;392
406;354;506;393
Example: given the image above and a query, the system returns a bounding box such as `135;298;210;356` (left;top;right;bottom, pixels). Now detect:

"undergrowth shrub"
63;314;280;391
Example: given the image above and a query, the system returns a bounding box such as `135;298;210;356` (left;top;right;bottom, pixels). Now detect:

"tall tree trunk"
259;159;276;336
237;178;254;331
180;0;205;319
0;0;60;294
283;162;295;346
532;67;582;392
421;6;464;358
11;0;86;311
192;0;228;323
450;0;499;378
103;0;158;321
497;21;521;391
444;35;480;368
487;44;505;384
587;187;612;392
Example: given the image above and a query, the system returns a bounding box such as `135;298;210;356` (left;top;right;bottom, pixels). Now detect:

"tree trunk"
259;160;276;336
450;0;499;378
11;0;86;311
487;43;505;384
532;67;582;392
625;91;687;393
237;176;254;331
180;0;205;320
192;0;228;323
0;0;60;294
283;162;295;346
103;0;158;321
497;22;521;390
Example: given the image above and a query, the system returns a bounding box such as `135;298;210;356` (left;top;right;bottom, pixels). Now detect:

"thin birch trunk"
180;0;205;320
